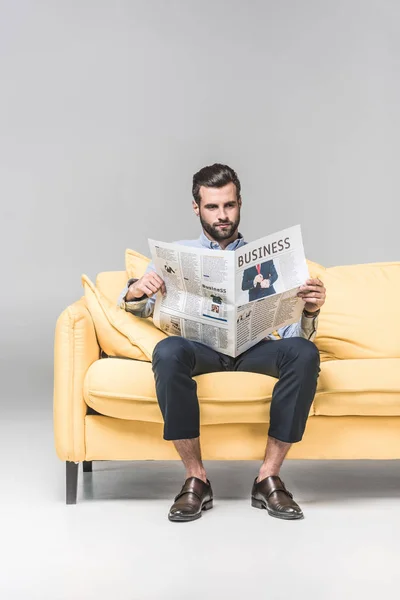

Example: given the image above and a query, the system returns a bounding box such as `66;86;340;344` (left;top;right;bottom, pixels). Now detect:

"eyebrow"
204;201;236;208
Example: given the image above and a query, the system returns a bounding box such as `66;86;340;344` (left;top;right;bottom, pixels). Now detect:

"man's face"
192;182;242;242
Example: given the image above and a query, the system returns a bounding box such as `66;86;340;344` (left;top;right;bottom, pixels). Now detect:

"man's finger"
299;289;325;295
307;278;324;287
142;281;158;294
146;277;166;295
154;273;165;285
304;281;324;288
149;273;164;286
298;290;325;297
300;284;324;293
299;293;324;299
140;285;156;297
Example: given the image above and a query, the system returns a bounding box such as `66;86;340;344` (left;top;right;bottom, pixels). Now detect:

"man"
117;163;326;522
241;259;278;300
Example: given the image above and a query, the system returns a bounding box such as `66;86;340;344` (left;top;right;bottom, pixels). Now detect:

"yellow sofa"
53;258;400;503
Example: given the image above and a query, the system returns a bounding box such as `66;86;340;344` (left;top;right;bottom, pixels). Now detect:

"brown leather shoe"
251;475;304;520
168;477;213;522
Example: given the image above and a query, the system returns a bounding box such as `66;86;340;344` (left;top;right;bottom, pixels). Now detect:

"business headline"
237;236;291;268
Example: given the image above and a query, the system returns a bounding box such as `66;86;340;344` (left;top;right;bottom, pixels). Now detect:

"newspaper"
148;224;309;357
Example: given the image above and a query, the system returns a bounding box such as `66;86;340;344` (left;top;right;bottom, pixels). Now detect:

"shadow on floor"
80;459;400;504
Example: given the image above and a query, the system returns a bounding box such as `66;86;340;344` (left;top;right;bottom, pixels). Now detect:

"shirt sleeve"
277;312;319;342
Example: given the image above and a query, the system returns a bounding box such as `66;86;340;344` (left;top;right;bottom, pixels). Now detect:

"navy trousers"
151;336;321;443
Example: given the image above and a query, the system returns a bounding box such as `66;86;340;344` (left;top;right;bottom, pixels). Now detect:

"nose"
216;209;229;221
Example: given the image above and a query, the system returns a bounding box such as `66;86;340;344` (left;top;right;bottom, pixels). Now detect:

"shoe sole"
251;497;304;520
168;499;213;522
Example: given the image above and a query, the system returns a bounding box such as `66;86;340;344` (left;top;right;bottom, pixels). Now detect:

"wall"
1;0;398;397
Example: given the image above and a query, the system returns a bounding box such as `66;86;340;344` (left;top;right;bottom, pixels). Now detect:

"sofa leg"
66;461;79;504
83;460;92;473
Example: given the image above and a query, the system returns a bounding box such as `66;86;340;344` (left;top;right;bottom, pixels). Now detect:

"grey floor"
3;407;400;600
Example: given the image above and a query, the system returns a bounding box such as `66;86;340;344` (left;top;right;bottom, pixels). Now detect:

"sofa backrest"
96;260;324;311
95;261;400;362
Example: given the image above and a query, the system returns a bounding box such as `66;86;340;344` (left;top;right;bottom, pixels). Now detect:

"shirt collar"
199;229;246;250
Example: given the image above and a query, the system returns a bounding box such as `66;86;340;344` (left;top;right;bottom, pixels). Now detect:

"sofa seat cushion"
315;358;400;416
83;357;315;424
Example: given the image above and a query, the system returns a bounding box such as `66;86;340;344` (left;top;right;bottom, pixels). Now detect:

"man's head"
192;163;242;246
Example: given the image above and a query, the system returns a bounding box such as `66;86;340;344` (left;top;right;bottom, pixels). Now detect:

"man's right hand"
253;274;264;286
126;272;166;300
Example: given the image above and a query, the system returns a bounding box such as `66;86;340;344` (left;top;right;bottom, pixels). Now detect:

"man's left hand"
297;277;326;312
260;278;270;288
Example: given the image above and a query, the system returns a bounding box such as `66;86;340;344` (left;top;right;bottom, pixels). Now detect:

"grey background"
1;0;399;400
2;2;400;598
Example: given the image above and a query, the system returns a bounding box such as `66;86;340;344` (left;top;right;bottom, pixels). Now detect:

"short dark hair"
192;163;241;205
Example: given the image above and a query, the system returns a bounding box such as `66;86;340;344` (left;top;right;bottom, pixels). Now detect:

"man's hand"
253;274;264;286
297;277;326;312
260;278;270;288
126;272;166;300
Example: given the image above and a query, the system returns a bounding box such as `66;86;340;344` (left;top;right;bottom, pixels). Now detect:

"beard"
199;212;240;242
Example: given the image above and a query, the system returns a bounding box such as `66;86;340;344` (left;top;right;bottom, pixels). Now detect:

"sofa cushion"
84;356;400;422
315;358;400;416
83;356;315;424
125;248;151;279
306;258;326;279
315;262;400;360
96;271;128;304
82;274;167;361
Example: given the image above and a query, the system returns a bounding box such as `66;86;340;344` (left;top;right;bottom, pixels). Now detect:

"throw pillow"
82;273;168;362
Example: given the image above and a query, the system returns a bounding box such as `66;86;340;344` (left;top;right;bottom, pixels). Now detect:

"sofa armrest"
53;296;100;461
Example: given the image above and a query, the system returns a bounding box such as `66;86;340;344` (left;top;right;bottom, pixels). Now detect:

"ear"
238;196;242;208
192;200;200;216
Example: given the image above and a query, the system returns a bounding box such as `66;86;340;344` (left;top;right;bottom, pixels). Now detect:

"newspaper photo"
148;224;310;357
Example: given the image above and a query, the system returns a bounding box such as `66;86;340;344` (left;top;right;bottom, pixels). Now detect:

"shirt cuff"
300;312;319;340
125;297;149;309
302;308;320;318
